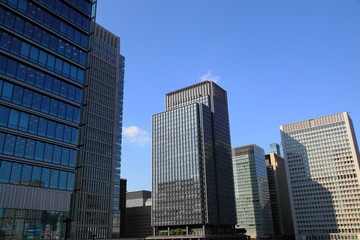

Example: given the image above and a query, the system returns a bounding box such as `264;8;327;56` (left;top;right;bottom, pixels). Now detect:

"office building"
125;190;152;238
265;152;294;238
281;112;360;239
120;178;127;238
0;0;94;238
70;24;124;239
270;143;283;157
152;81;237;239
232;145;274;238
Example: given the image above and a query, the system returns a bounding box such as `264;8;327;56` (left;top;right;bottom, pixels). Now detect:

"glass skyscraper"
152;81;237;239
281;112;360;239
232;144;273;238
0;0;94;238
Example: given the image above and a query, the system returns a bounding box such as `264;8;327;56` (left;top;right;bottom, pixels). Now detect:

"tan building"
265;153;294;238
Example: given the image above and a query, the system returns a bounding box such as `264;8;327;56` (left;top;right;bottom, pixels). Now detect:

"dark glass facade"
0;0;94;238
152;81;236;236
70;24;124;239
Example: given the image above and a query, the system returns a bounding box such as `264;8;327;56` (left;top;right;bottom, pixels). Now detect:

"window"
10;163;22;184
0;161;12;183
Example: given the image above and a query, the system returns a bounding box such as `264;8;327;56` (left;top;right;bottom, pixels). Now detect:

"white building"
281;112;360;240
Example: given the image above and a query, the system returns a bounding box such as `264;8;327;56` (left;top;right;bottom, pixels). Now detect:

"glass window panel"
58;102;66;118
4;11;15;28
34;141;45;161
0;106;10;127
44;75;53;91
63;125;71;143
38;51;47;67
69;149;76;167
16;63;27;81
41;168;50;188
20;41;30;58
35;8;45;23
3;134;16;155
60;81;68;97
73;107;80;123
21;165;32;186
8;109;20;129
44;143;53;163
63;62;70;77
58;39;65;55
55;58;63;74
41;96;50;113
29;46;39;62
72;47;79;62
10;38;21;54
38;118;47;136
10;163;22;184
22;89;33;107
68;84;75;101
14;17;25;33
77;69;84;83
35;72;45;88
27;2;36;18
55;123;64;141
70;65;77;80
0;55;7;74
32;92;42;110
41;31;50;47
66;173;74;191
50;169;59;189
53;146;62;164
65;43;72;58
65;106;73;121
18;112;29;131
52;78;60;94
0;132;4;153
33;26;42;43
49;98;58;116
14;136;26;157
12;86;24;104
24;139;35;159
18;0;28;12
75;87;82;103
0;161;12;183
44;12;52;27
31;166;42;187
59;171;67;190
26;67;36;85
47;55;55;70
2;82;14;100
46;121;56;138
28;115;39;134
61;148;69;166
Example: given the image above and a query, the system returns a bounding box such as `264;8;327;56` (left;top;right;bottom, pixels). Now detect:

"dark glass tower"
71;23;124;239
152;81;236;238
0;0;94;238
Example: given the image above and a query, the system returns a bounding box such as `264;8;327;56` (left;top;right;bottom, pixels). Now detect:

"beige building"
265;153;294;238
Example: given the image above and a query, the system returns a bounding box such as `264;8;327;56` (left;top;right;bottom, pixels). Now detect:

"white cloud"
122;126;150;146
199;71;220;83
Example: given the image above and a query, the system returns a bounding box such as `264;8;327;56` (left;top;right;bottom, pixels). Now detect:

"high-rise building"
270;143;283;157
281;112;360;239
71;24;124;239
265;152;294;238
125;190;152;238
120;178;127;238
232;144;274;238
152;81;237;239
0;0;94;238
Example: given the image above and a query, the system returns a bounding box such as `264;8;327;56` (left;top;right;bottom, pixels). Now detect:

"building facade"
270;143;283;157
280;112;360;239
152;81;237;238
265;152;294;238
0;0;94;238
70;24;124;239
232;144;273;238
125;190;152;238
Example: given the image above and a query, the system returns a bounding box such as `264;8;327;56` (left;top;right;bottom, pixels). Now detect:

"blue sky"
96;0;360;191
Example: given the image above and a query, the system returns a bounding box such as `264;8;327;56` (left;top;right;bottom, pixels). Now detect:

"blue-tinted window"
63;62;70;77
53;146;62;164
29;46;39;62
14;136;26;157
41;168;50;188
61;148;69;166
58;102;66;118
73;107;80;122
0;106;10;127
24;139;35;159
68;84;75;101
21;164;32;185
35;72;45;88
32;92;42;110
33;26;42;43
55;58;63;73
0;55;7;74
0;133;5;153
31;166;42;187
34;141;45;161
10;38;21;54
3;134;16;155
41;31;50;47
5;59;17;78
16;64;27;80
44;143;53;163
38;118;47;136
59;171;67;190
2;82;14;100
41;96;50;113
10;163;22;184
8;109;20;129
71;128;78;144
67;173;74;191
44;75;53;91
18;112;29;131
20;42;30;58
65;106;73;121
26;68;36;85
28;115;39;134
23;89;33;107
0;161;12;183
50;98;58;116
50;169;59;189
60;81;68;97
63;125;71;143
47;55;55;70
69;150;76;167
14;16;25;33
52;78;60;94
55;123;64;141
39;51;47;66
12;86;24;104
4;11;15;28
46;121;56;138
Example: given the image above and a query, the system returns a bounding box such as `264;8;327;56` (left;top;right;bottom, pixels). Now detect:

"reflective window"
9;163;22;184
0;161;12;183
